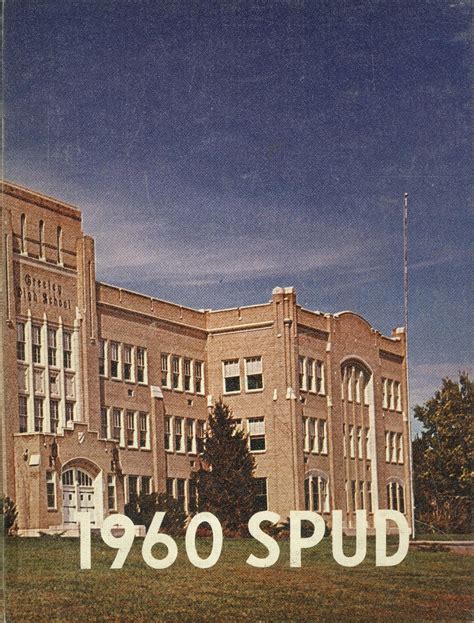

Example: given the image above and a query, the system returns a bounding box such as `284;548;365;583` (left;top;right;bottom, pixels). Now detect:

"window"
188;479;197;513
302;417;309;452
34;398;43;432
186;418;195;453
367;482;373;513
139;413;149;449
46;471;56;509
175;417;184;452
50;372;60;396
196;420;205;453
112;408;122;443
164;416;172;451
141;476;151;496
318;420;328;454
388;380;395;410
107;475;116;511
39;220;45;259
100;407;109;438
397;433;404;464
248;417;265;452
223;359;240;393
355;373;361;403
385;431;391;463
137;348;146;384
110;342;120;379
391;432;397;463
307;359;315;392
349;425;355;458
316;361;325;394
99;339;106;376
382;378;387;409
357;426;363;459
245;357;263;391
351;480;357;510
304;475;329;513
16;322;26;361
299;357;306;391
56;226;63;264
127;475;139;502
343;423;347;458
177;478;186;511
50;400;59;433
184;359;192;391
65;402;74;426
347;370;353;402
161;354;169;388
34;369;44;393
123;346;133;381
365;427;371;461
32;325;42;364
18;395;28;432
308;418;316;452
395;381;402;411
166;478;174;497
20;213;26;254
47;328;57;367
172;356;181;390
127;411;136;447
254;478;268;511
387;480;405;513
63;331;72;369
194;361;204;394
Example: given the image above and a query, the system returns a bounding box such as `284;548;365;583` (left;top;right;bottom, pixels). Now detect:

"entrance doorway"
62;467;96;525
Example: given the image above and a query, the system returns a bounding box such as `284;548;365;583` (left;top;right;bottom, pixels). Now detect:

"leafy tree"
190;400;257;532
413;373;473;533
124;492;186;535
1;496;18;536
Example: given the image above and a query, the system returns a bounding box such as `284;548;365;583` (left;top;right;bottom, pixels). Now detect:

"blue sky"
5;1;472;425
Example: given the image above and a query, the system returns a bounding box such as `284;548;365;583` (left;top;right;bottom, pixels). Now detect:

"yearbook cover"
1;1;472;621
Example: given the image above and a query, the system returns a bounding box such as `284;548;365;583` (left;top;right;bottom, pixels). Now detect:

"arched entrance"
61;459;102;526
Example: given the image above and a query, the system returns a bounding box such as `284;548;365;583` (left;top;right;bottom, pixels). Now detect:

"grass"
3;535;473;622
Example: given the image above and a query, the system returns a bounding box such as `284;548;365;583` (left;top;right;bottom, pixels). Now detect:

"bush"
124;492;187;535
1;496;18;536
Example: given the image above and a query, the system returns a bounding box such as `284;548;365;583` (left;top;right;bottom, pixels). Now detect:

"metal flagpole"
403;192;415;537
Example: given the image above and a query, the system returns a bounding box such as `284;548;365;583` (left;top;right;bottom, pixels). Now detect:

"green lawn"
3;536;473;622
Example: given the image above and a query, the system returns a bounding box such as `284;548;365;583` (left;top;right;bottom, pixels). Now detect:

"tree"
1;496;18;536
413;373;473;533
190;400;257;532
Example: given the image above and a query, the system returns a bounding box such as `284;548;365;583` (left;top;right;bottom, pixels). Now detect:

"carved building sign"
16;273;72;309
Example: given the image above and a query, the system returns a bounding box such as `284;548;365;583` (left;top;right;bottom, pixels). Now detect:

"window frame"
245;356;264;392
223;359;241;394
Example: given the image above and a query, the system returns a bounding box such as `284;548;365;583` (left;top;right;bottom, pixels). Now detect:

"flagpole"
403;192;415;537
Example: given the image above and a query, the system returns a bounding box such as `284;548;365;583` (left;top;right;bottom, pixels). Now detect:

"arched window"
386;479;405;513
20;213;26;254
39;220;45;259
341;360;371;405
56;226;63;264
304;472;330;513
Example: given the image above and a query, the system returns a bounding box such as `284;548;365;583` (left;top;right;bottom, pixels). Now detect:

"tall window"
307;359;315;392
299;357;306;391
49;400;59;433
34;398;44;432
254;478;268;511
63;331;72;368
127;476;139;502
46;472;56;509
342;361;370;403
100;407;109;438
175;417;184;452
245;357;263;391
223;359;240;393
18;395;28;432
123;345;133;381
110;342;120;379
395;381;402;411
126;411;136;447
308;418;316;452
164;416;172;451
137;348;146;383
112;408;122;443
107;475;116;511
171;356;181;389
65;402;74;426
32;325;42;364
161;354;169;388
357;426;363;459
20;213;26;253
304;475;329;513
139;413;149;449
315;361;325;394
397;433;404;464
141;476;151;495
318;420;328;454
39;220;45;259
166;478;174;497
248;417;265;452
349;425;355;458
195;361;203;394
176;479;186;511
56;226;63;264
365;427;371;461
186;418;195;453
196;420;205;453
99;339;106;376
47;328;57;367
387;480;405;513
16;322;26;361
184;359;192;391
